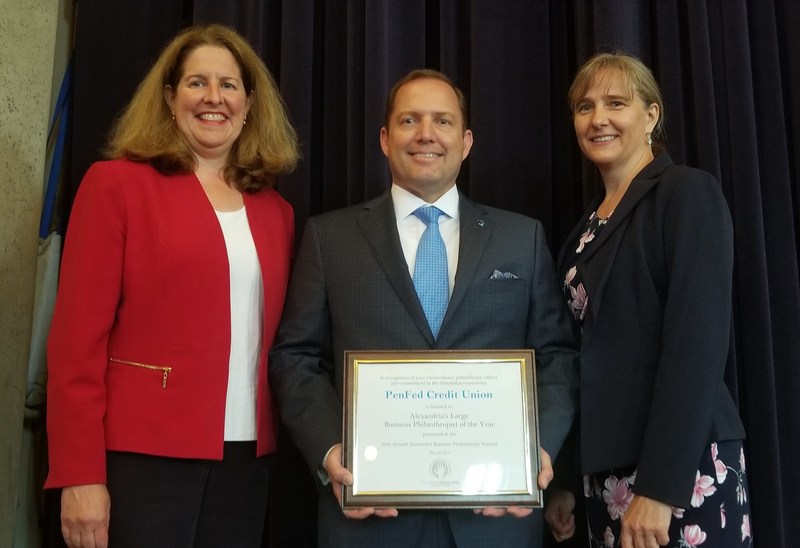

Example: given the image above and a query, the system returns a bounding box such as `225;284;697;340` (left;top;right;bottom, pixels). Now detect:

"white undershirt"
215;207;263;441
392;183;460;296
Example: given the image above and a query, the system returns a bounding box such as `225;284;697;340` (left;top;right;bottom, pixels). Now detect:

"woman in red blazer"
46;24;299;548
545;53;752;547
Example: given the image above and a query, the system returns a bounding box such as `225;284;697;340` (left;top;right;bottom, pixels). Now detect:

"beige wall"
0;0;69;544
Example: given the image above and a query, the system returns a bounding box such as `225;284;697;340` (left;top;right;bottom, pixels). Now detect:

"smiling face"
572;68;659;175
380;77;473;202
164;45;252;162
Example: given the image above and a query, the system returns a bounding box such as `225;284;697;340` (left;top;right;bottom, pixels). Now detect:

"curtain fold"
470;3;555;229
55;2;798;546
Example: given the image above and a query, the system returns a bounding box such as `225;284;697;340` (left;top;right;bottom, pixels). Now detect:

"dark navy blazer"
557;154;746;508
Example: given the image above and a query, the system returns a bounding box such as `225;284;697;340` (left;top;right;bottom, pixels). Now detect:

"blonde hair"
568;52;665;147
106;24;299;191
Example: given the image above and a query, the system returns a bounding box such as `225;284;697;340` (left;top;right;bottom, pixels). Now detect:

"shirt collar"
391;184;460;222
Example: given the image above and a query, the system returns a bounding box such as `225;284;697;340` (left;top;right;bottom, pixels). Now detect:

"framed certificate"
342;349;541;509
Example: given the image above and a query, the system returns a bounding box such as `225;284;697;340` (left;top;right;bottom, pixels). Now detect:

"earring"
646;133;653;146
243;118;247;126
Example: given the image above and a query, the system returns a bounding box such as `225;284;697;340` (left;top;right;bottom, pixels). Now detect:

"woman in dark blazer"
46;25;299;548
545;53;752;547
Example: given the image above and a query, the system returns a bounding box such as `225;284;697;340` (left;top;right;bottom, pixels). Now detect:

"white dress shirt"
391;183;460;297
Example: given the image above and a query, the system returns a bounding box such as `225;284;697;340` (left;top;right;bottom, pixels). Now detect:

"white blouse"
215;207;263;441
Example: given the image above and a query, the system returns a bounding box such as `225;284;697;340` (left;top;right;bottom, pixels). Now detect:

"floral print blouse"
562;210;609;326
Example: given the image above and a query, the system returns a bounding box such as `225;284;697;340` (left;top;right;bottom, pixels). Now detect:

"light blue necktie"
413;206;448;339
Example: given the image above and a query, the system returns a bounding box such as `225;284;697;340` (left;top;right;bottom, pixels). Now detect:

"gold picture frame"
342;349;541;509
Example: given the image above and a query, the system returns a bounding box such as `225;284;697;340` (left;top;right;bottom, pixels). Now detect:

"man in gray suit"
269;69;578;548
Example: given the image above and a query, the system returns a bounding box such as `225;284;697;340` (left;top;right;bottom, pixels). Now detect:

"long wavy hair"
106;24;300;191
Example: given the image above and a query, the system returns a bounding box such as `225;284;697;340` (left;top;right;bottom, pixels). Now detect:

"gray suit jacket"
270;190;578;548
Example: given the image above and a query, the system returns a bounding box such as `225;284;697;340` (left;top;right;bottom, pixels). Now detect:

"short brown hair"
384;69;469;131
106;24;299;191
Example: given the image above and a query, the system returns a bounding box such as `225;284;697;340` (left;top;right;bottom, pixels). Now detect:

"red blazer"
45;160;294;488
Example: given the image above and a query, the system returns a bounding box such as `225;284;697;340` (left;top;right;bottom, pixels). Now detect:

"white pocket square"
489;269;518;280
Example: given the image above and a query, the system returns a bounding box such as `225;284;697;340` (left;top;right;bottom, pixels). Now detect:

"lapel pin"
477;219;485;227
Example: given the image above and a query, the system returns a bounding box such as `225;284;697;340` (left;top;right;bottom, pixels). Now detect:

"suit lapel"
442;195;493;333
578;155;672;264
356;192;435;343
574;154;673;321
243;190;289;331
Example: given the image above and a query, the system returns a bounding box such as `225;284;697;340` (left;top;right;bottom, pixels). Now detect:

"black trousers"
106;442;269;548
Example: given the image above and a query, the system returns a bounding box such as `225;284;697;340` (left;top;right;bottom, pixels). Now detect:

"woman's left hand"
620;494;672;547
